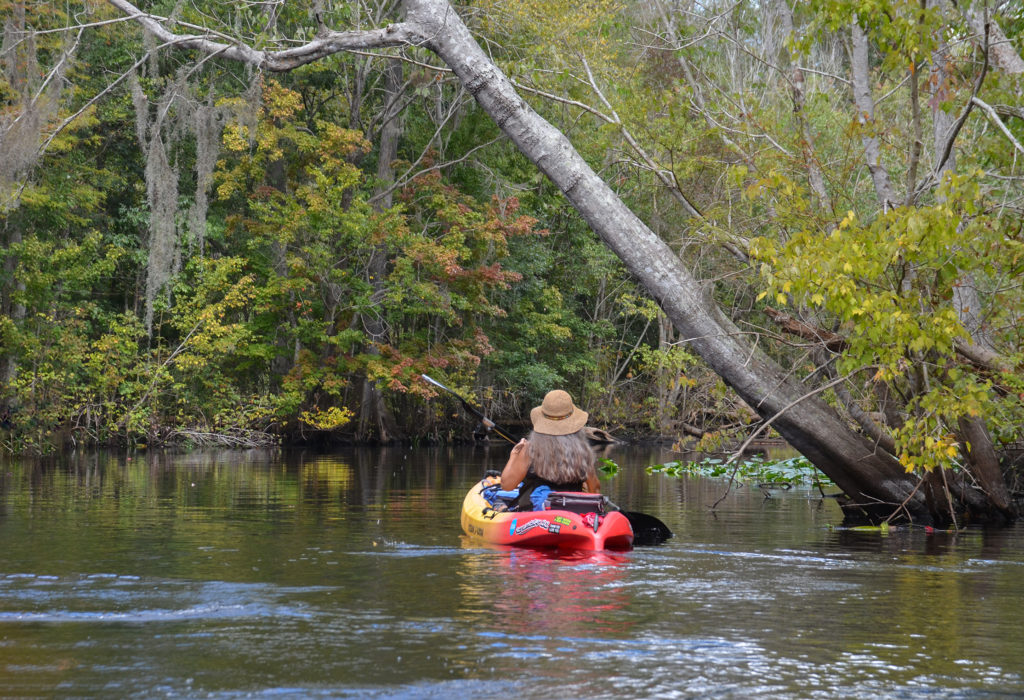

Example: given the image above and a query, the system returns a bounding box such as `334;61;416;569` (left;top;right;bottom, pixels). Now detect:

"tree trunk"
850;22;898;211
928;10;1011;524
960;6;1024;76
779;0;831;212
358;57;404;442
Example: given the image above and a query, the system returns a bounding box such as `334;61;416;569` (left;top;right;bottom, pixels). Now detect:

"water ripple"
0;601;312;623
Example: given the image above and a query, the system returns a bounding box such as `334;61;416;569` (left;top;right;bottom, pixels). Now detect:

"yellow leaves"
906;212;926;237
617;293;660;321
744;181;764;201
262;79;303;120
317;121;371;160
907;333;934;353
476;0;624;57
221;123;251;153
299;406;354;431
898;451;917;473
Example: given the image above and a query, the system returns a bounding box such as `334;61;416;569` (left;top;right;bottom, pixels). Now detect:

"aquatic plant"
646;455;833;488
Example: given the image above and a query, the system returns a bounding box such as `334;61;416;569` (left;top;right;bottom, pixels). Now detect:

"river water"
1;445;1022;698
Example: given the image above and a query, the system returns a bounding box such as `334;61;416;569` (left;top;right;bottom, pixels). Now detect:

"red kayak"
460;476;634;551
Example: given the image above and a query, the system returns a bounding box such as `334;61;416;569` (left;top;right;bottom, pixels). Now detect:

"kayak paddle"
420;374;519;444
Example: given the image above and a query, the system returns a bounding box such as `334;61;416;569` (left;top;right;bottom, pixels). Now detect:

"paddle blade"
421;374;447;392
622;511;673;546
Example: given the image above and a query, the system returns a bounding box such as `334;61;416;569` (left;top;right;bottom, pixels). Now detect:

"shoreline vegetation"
0;411;760;454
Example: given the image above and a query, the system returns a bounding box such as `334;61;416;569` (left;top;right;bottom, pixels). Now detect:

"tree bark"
778;0;831;211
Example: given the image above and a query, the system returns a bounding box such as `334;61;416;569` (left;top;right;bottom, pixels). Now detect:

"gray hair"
528;430;595;484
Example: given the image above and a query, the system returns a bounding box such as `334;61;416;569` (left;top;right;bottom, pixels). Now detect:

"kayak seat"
481;482;521;510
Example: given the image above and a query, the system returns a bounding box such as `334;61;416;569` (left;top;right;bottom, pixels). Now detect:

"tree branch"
106;0;420;70
763;308;848;352
832;377;896;454
931;30;989;179
972;96;1024;157
728;366;875;462
579;56;707;221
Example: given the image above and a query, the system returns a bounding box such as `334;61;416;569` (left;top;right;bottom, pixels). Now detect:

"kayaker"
500;389;600;511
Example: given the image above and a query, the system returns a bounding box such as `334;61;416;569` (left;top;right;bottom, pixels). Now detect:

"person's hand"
500;438;530;490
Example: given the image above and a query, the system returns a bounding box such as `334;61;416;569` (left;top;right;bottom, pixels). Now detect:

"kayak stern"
461;477;633;551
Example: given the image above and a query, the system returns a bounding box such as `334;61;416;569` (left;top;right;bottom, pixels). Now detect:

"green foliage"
0;0;742;451
805;0;944;68
749;167;1024;472
210;77;536;432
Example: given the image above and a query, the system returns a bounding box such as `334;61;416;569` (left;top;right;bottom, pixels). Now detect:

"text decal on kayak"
511;519;558;536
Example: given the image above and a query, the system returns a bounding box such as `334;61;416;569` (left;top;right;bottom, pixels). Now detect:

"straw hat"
530;390;588;436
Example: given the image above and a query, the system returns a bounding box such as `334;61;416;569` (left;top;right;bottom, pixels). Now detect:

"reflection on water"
1;446;1023;698
459;547;632;638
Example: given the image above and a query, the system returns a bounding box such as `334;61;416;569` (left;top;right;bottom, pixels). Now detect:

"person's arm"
583;468;601;494
500;438;531;490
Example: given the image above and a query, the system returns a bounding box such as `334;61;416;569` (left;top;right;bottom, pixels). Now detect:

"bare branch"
832;378;896;454
905;58;923;206
107;0;420;71
763;308;848;352
994;104;1024;121
507;78;616;125
779;0;831;210
119;319;204;430
727;366;875;464
580;56;707;221
368;134;502;205
651;0;751;163
923;28;990;193
972;96;1024;156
